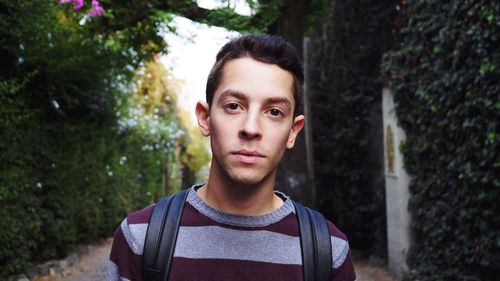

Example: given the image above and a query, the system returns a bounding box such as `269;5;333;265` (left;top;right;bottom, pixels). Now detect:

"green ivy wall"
383;1;500;280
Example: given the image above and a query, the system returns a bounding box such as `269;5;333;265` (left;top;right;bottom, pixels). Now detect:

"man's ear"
195;101;211;137
286;115;305;149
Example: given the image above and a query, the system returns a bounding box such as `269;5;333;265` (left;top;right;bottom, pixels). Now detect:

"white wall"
382;87;412;279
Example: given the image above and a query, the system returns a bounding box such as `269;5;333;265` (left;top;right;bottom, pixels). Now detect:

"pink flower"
72;0;84;10
88;6;104;16
59;0;83;10
58;0;104;17
88;0;104;16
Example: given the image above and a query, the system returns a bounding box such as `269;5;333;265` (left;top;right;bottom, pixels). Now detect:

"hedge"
0;92;183;276
383;1;500;280
0;1;191;276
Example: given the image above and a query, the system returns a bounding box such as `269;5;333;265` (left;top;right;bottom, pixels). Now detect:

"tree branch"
156;0;270;33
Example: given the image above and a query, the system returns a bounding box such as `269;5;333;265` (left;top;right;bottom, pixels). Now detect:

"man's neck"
197;169;284;216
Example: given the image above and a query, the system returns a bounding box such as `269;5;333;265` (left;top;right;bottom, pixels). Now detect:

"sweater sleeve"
327;220;357;281
331;248;356;281
107;205;155;281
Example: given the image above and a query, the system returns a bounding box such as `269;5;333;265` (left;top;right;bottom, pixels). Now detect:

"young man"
107;34;356;281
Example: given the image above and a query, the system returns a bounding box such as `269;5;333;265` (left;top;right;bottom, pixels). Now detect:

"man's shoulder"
290;201;348;242
323;217;351;269
125;203;155;225
294;203;351;270
324;219;348;241
126;188;194;224
119;189;193;244
115;204;155;256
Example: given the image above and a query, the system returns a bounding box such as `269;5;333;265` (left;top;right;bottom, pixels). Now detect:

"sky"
161;1;251;122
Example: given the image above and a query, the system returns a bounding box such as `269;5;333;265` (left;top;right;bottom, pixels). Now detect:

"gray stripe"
187;187;295;227
174;225;303;265
106;260;131;281
331;236;349;268
120;219;147;255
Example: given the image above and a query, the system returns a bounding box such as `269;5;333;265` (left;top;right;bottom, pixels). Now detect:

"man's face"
196;57;304;187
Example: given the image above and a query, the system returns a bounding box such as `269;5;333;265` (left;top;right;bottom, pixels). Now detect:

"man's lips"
233;150;264;157
232;150;264;164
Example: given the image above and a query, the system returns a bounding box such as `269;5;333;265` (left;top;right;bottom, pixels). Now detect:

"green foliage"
383;1;500;280
204;7;262;32
189;0;283;33
178;111;211;176
308;0;399;258
85;0;170;64
0;0;197;276
250;0;283;31
304;0;331;35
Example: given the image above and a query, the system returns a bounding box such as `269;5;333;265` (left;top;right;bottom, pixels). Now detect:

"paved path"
355;259;397;281
34;239;111;281
34;239;397;281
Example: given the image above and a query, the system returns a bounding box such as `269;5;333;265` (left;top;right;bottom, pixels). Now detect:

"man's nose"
239;111;262;140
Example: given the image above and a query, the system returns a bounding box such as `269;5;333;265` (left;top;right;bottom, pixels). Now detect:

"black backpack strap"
142;189;189;281
293;201;332;281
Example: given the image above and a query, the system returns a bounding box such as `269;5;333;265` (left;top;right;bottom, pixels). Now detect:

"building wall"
382;87;411;278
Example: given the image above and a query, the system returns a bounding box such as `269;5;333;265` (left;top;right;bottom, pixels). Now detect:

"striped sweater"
107;186;356;281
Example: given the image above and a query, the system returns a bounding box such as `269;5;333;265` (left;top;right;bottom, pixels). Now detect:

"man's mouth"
232;150;264;164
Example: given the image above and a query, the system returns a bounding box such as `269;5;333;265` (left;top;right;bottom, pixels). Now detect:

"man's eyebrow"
218;90;248;101
266;97;292;107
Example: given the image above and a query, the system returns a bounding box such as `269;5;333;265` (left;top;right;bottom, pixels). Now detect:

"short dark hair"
206;34;304;116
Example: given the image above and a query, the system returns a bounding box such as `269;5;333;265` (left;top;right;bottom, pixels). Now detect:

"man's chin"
225;169;275;188
228;176;263;187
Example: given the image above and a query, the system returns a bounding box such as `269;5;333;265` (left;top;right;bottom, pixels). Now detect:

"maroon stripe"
110;225;143;281
168;257;303;281
327;220;348;241
182;203;300;236
126;204;155;224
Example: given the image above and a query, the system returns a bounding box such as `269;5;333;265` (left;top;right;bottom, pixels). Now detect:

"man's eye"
270;109;282;116
226;103;239;110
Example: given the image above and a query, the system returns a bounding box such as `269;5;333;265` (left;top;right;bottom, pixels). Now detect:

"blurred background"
0;1;498;280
